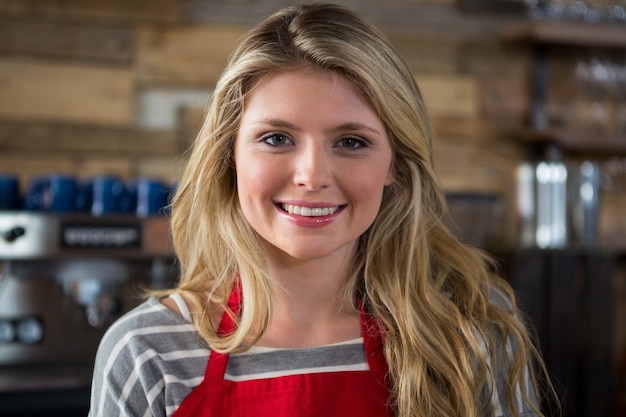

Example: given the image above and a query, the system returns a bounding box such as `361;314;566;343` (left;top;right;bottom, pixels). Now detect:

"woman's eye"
338;137;367;149
262;133;292;146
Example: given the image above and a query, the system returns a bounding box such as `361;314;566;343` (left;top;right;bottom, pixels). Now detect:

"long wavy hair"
167;3;551;417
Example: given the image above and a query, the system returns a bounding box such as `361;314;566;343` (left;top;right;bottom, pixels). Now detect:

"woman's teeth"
281;204;338;217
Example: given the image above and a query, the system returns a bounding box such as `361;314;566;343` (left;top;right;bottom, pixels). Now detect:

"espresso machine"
0;174;178;416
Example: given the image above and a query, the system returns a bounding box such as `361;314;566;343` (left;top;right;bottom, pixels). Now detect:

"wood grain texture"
417;73;480;119
0;0;183;23
0;19;133;62
0;58;133;125
136;25;248;86
0;122;182;155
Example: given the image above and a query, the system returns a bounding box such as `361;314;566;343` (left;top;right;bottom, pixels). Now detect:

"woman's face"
234;69;393;264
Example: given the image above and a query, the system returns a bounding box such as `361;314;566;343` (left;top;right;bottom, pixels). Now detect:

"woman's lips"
280;203;340;217
277;202;345;226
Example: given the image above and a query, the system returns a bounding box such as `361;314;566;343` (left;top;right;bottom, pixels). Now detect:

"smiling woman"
88;3;556;417
234;69;393;263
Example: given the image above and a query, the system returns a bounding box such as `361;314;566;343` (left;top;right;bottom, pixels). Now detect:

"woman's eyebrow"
253;118;381;135
253;118;301;131
331;122;381;135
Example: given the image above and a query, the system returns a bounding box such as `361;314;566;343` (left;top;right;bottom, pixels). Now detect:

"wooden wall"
0;0;532;194
1;1;624;249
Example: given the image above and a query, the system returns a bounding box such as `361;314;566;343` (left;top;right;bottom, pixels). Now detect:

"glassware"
524;0;626;24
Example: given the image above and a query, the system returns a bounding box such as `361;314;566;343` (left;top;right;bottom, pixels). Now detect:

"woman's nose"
293;145;332;191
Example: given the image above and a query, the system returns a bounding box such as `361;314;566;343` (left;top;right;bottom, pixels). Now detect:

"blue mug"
91;176;128;216
136;178;170;217
74;180;94;212
120;181;137;214
48;174;78;212
24;176;47;210
0;174;21;210
24;174;77;212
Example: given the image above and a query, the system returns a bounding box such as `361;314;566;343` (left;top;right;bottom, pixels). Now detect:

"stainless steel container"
569;161;602;247
513;160;603;249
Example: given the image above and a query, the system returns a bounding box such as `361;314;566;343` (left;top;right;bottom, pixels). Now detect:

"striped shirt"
88;295;540;417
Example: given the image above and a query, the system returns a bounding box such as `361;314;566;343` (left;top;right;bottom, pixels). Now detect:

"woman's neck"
258;245;361;348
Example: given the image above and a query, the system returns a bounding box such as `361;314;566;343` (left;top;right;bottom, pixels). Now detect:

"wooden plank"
437;167;507;194
75;158;135;180
434;136;525;194
503;21;626;48
434;143;523;176
0;19;133;63
388;35;460;75
0;58;133;126
135;158;185;183
514;127;626;154
136;25;248;86
0;0;183;23
457;40;529;77
0;122;182;155
431;115;504;139
416;73;479;120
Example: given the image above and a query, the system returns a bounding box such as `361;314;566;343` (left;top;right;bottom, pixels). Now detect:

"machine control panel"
0;213;173;259
60;222;141;249
0;317;44;345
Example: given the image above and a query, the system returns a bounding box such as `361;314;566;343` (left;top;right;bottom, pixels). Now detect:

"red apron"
172;287;392;417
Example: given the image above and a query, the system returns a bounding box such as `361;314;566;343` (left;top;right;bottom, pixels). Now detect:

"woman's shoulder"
106;296;192;333
90;297;209;417
96;297;206;360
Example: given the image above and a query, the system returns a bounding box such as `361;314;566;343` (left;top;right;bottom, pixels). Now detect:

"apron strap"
359;303;388;377
204;282;243;382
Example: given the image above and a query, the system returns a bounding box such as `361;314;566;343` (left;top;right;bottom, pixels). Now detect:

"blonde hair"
167;3;552;417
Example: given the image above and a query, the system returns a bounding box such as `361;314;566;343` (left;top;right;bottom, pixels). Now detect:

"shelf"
503;21;626;48
515;127;626;154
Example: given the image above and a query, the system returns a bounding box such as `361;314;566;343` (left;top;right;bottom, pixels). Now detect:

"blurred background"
0;0;624;415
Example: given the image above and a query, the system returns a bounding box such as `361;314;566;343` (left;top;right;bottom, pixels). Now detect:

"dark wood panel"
514;127;626;154
584;253;616;417
504;21;626;48
0;19;133;63
135;25;247;86
0;58;133;126
503;250;619;417
0;0;182;23
548;252;581;416
508;250;548;341
0;122;182;156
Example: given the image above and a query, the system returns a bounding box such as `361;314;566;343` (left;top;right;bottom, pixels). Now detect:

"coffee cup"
0;174;21;210
48;174;78;212
91;176;128;216
24;174;77;212
136;178;170;217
